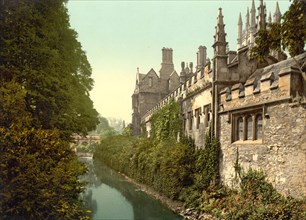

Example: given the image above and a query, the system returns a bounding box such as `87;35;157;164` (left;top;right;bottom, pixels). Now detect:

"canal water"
79;157;183;220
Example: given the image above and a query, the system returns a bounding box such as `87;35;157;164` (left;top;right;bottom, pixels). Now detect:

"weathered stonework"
219;102;306;198
132;0;306;198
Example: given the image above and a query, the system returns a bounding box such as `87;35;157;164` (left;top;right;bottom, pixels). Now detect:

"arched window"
237;117;243;140
255;114;263;140
246;115;253;140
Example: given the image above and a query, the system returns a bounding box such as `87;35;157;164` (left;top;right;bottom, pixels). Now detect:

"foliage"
201;169;306;220
0;0;99;140
251;24;282;63
195;132;220;189
150;99;182;141
0;0;98;218
94;103;220;206
0;81;89;219
0;126;88;220
282;0;306;57
251;0;306;62
122;123;133;136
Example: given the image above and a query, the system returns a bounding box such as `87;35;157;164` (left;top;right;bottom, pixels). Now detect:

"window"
182;114;186;132
195;108;201;129
188;111;193;130
233;110;263;142
246;115;252;140
149;77;153;87
226;87;232;101
237;117;243;140
203;104;211;128
255;114;262;139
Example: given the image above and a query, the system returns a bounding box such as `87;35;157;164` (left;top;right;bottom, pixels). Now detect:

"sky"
67;0;291;124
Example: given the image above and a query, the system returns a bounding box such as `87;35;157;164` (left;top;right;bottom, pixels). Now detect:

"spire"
257;0;266;31
215;8;226;42
250;0;256;29
268;11;272;24
213;8;227;56
274;2;281;23
245;7;250;33
237;13;243;49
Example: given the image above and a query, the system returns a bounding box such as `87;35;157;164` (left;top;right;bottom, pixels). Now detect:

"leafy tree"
0;0;99;140
251;0;306;80
0;80;89;219
95;116;111;134
282;0;306;57
0;0;99;218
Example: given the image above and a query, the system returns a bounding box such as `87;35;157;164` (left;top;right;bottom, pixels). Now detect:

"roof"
247;52;306;82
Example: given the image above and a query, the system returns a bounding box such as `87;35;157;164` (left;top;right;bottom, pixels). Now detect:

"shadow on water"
79;157;183;220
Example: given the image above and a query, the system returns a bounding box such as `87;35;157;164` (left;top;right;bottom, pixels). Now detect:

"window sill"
232;139;262;144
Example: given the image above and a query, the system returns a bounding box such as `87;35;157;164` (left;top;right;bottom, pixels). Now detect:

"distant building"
131;0;306;198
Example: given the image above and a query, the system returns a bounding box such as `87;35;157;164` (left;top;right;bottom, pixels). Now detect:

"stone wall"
219;101;306;198
142;66;212;148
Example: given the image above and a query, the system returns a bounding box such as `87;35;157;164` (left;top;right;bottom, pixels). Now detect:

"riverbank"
120;172;217;220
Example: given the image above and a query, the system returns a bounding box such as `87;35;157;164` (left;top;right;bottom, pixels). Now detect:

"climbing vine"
150;99;182;141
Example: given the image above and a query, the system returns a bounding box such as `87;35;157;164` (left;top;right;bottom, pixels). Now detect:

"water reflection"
80;158;183;220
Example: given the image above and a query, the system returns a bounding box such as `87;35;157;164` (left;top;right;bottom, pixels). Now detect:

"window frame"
232;109;263;143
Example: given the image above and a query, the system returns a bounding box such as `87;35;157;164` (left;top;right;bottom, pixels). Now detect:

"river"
79;156;183;220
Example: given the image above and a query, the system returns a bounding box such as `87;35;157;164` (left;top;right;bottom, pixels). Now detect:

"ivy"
150;99;182;141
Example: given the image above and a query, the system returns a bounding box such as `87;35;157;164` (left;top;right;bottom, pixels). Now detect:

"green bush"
200;170;306;220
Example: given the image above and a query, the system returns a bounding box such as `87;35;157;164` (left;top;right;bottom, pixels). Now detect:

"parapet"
219;52;306;112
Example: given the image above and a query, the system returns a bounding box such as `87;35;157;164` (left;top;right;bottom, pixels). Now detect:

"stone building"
132;0;306;198
132;48;179;135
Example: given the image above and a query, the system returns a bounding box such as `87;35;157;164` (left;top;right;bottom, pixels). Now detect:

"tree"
0;0;98;218
282;0;306;57
251;0;306;81
0;80;89;219
0;0;99;140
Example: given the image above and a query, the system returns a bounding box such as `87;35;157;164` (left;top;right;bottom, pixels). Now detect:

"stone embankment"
121;173;218;220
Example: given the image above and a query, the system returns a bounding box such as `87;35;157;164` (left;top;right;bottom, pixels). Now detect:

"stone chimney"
197;46;207;70
162;47;173;64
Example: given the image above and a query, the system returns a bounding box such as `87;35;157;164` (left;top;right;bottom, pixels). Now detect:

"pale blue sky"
67;0;290;124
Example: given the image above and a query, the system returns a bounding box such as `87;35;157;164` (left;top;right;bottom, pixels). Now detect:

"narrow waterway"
79;157;183;220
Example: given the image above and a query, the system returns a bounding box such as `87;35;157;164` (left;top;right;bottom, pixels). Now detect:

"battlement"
219;53;306;112
142;64;212;123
